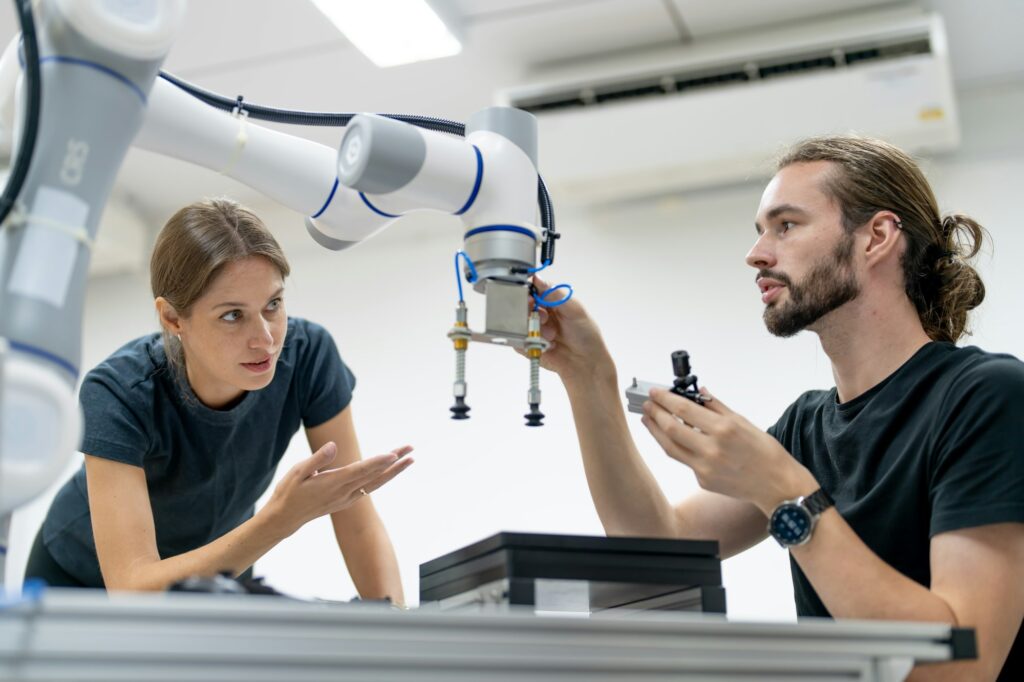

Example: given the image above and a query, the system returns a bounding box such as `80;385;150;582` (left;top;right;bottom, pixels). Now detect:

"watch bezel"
768;497;816;547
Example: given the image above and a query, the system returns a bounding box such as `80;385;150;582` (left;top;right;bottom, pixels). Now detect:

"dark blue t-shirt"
769;342;1024;679
41;317;355;587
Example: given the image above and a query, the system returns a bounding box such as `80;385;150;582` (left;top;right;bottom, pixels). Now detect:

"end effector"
335;109;558;426
336;108;543;344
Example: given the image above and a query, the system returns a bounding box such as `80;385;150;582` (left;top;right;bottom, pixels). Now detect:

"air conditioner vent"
511;36;932;115
499;11;957;203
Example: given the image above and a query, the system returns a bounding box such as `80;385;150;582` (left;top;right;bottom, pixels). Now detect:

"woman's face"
177;256;287;409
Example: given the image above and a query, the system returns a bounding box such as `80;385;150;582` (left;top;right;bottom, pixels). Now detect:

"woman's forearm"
107;508;291;592
332;509;405;606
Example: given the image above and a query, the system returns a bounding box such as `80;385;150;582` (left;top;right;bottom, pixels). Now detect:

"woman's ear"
155;297;183;335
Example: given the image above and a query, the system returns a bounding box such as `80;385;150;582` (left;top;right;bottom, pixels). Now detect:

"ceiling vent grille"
511;37;932;114
498;10;958;203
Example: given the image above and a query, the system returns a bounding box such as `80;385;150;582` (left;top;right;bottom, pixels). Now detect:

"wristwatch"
768;488;834;547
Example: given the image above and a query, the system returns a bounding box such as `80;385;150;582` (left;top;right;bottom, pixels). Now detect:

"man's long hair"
778;136;986;343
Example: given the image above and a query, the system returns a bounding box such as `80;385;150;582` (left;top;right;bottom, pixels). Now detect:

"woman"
25;198;412;601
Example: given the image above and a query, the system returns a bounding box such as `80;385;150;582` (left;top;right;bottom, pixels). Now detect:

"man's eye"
780;221;796;233
267;298;282;311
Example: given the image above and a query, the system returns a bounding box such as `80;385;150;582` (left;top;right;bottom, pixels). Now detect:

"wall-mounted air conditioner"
498;8;958;203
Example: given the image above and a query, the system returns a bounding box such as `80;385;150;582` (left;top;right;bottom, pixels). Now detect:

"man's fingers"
645;398;707;452
649;387;721;432
697;387;731;416
641;415;698;467
538;309;559;340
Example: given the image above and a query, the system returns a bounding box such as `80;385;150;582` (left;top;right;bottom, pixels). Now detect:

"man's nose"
746;234;776;270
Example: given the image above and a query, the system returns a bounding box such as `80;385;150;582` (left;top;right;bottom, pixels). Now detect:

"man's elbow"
907;658;1000;682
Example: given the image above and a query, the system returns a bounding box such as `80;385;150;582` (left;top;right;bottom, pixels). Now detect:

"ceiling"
0;0;1021;273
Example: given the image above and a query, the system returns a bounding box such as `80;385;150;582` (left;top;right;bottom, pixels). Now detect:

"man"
534;136;1023;680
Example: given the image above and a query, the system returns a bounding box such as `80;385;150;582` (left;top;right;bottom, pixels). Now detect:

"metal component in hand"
624;350;707;414
670;350;707;405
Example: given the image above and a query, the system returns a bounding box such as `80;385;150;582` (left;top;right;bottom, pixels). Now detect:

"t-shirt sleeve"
296;321;356;428
929;356;1024;536
767;411;788;442
78;371;151;467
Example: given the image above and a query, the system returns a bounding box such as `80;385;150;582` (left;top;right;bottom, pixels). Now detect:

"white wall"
7;79;1023;622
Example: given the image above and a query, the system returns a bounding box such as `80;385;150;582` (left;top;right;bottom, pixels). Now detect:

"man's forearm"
791;510;955;621
563;369;679;538
789;511;987;681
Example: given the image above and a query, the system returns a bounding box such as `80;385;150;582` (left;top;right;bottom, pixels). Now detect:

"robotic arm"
137;74;556;421
0;0;181;537
0;0;560;539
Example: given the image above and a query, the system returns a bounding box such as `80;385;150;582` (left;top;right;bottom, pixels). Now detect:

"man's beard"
762;234;860;337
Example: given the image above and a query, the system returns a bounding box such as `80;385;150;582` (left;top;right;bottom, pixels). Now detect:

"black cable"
158;69;559;261
538;177;559;264
159;71;468;133
0;0;42;227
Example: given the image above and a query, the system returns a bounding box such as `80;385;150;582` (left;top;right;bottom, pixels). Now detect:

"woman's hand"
264;442;413;537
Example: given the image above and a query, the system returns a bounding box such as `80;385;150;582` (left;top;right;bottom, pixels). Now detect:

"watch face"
770;503;812;546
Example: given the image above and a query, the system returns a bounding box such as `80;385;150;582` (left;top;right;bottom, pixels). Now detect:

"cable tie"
1;202;93;250
219;95;250;176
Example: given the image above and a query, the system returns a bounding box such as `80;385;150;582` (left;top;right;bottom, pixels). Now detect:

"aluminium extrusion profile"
0;589;975;681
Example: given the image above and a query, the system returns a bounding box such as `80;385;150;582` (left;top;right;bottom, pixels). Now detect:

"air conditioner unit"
498;8;959;203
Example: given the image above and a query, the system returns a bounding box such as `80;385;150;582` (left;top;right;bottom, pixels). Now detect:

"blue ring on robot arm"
311;178;339;219
38;56;147;105
355;144;483;220
453;145;483;216
358;192;402;219
8;340;79;380
464;225;537;241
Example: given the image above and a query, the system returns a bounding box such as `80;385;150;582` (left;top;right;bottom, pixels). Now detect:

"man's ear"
862;210;903;266
155;297;184;335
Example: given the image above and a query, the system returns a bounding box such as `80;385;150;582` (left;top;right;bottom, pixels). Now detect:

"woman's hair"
150;198;290;373
777;135;986;343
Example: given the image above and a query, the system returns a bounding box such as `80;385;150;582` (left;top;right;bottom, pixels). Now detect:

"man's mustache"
757;269;793;287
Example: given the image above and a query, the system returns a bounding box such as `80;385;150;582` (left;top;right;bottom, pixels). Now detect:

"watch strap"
802;488;834;516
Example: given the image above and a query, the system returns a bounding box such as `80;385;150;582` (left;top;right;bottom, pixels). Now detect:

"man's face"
747;161;860;337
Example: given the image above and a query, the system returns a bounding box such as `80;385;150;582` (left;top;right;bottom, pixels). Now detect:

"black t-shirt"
41;317;355;587
769;342;1024;679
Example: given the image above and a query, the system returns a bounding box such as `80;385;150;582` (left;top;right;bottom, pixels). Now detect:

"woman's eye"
221;310;242;322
